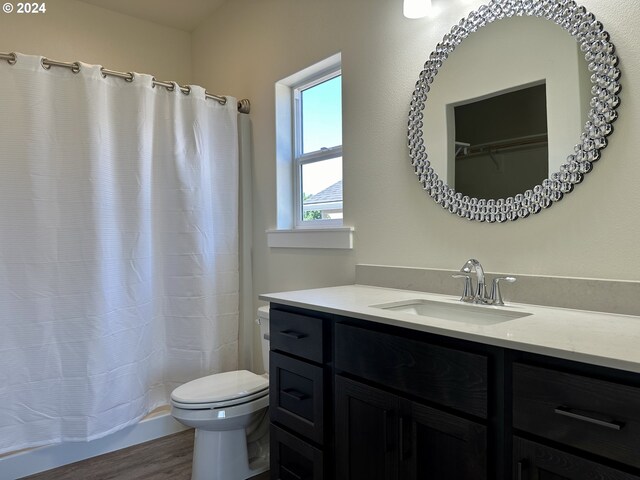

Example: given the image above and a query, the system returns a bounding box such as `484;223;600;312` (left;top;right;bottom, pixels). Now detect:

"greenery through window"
294;71;343;226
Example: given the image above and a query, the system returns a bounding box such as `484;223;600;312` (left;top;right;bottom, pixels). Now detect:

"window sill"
266;227;354;249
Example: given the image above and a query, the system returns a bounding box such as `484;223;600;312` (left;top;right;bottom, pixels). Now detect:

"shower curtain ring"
40;58;81;74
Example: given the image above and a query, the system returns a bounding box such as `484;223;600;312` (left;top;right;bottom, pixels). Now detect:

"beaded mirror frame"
407;0;620;222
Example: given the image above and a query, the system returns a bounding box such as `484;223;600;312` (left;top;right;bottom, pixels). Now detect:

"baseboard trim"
1;408;188;480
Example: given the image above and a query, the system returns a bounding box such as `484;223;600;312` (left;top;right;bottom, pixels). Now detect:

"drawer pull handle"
280;329;308;340
282;388;308;401
281;465;307;480
383;410;394;454
554;405;624;431
399;416;412;461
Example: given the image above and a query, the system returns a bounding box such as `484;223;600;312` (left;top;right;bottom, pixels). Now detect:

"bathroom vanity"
261;285;640;480
261;0;629;475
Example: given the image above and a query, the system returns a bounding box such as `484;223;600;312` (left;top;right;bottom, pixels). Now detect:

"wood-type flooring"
21;430;270;480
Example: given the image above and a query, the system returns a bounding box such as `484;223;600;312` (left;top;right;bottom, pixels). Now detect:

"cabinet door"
403;401;487;480
514;437;640;480
335;376;400;480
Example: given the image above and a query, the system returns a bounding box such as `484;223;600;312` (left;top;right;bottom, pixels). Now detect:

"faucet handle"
489;276;516;306
452;273;474;302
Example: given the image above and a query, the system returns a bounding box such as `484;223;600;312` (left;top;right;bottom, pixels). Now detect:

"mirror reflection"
454;83;548;199
423;15;590;200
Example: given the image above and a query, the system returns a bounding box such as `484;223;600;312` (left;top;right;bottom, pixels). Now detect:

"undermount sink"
371;298;532;325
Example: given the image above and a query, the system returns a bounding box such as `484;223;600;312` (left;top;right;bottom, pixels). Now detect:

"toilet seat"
171;388;268;410
171;370;268;410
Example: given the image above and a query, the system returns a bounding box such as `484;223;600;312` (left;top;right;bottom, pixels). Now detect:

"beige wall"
0;0;191;84
2;0;640;373
192;0;362;305
193;0;640;315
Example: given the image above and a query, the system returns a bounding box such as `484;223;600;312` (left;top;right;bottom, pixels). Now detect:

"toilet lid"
171;370;269;405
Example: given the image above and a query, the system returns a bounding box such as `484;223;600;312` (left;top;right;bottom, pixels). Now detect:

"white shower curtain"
0;53;239;454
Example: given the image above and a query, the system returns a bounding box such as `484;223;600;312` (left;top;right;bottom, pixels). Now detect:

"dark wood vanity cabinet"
269;308;332;480
268;303;640;480
512;361;640;480
335;375;487;480
334;321;489;480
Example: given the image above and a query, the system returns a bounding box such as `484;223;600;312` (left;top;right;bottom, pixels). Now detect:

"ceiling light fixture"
403;0;432;18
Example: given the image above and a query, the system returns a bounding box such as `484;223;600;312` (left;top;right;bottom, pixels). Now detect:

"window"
294;70;343;227
270;53;353;249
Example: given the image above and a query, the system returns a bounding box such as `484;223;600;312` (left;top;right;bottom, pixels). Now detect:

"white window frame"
270;53;353;249
292;68;343;229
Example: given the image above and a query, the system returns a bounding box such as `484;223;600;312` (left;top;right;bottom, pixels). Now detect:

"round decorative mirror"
407;0;621;222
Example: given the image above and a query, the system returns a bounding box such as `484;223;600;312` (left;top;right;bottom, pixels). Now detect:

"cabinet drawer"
335;322;488;418
513;436;640;480
270;351;325;444
271;424;324;480
270;309;326;363
513;363;640;469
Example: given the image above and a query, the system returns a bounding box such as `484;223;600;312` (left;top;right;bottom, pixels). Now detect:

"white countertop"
260;284;640;374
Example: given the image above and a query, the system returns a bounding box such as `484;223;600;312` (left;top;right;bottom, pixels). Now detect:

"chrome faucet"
461;258;488;304
452;259;516;305
488;275;516;306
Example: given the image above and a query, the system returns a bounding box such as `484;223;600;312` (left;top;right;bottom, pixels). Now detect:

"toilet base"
189;411;270;480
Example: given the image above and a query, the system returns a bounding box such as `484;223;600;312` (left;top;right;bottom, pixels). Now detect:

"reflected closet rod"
0;52;251;114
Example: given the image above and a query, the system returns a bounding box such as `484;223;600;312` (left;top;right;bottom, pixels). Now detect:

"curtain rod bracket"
238;99;251;114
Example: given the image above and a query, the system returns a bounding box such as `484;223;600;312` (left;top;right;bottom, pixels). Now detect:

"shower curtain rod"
0;51;251;114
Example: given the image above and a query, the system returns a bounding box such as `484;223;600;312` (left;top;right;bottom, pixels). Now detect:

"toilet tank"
257;306;270;374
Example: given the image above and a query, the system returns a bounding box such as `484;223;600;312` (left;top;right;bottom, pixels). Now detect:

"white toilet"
171;306;271;480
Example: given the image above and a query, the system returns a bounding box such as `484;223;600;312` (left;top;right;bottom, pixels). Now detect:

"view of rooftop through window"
300;74;343;222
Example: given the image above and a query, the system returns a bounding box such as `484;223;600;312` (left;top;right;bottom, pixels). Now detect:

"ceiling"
78;0;228;32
